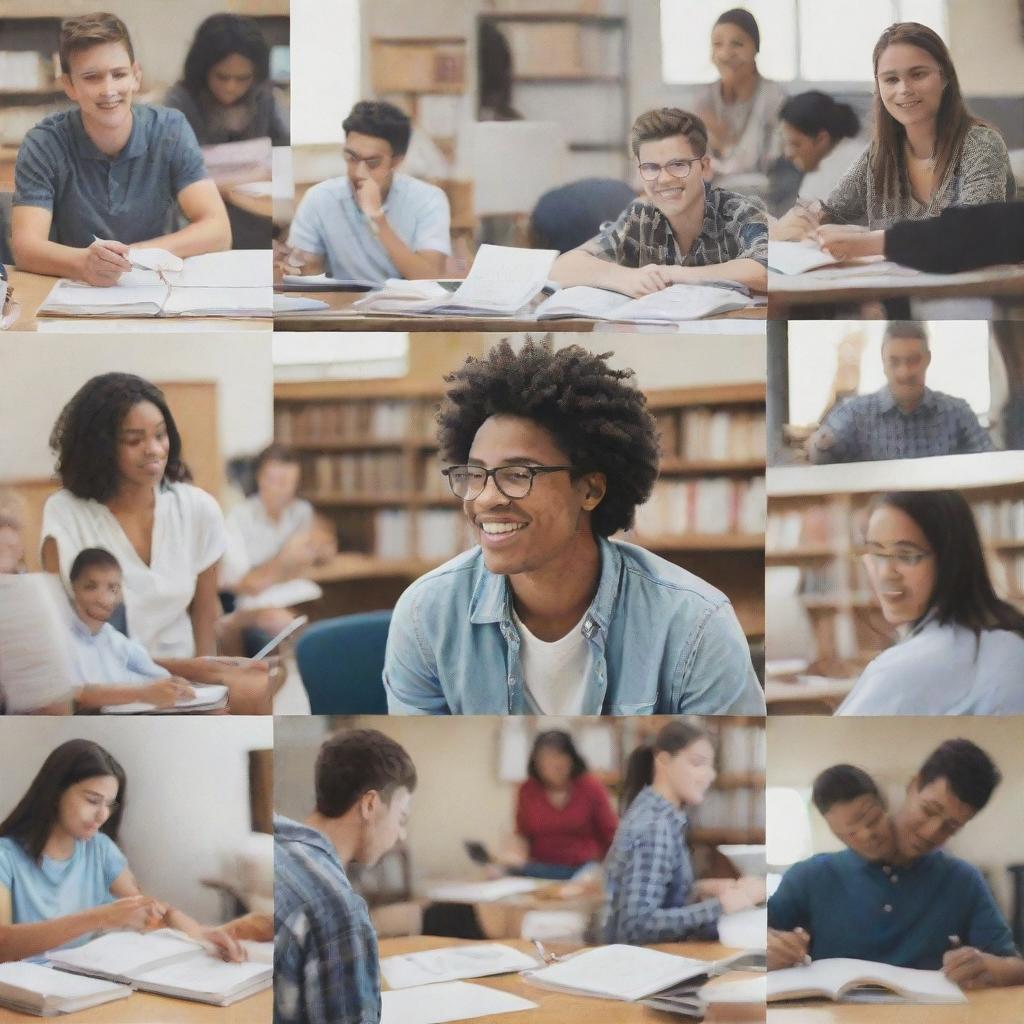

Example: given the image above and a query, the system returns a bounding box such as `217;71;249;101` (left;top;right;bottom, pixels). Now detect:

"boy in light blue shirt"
283;100;451;283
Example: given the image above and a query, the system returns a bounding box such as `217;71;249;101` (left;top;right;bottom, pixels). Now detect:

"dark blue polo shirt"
768;849;1017;969
14;104;207;249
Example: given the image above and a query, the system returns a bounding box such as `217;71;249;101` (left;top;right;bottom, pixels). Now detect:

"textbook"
380;981;537;1024
100;683;229;715
381;943;538;990
45;929;271;1006
0;962;131;1017
767;240;840;275
534;283;753;322
765;958;967;1004
38;250;272;318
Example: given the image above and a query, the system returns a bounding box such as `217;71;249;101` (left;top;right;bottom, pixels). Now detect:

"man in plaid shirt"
808;322;994;464
274;730;416;1024
552;107;767;298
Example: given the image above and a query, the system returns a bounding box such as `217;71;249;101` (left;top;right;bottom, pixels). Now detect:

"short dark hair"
255;443;300;476
49;373;191;503
631;107;708;160
315;729;417;818
182;13;270;97
714;8;761;51
917;738;1001;812
436;339;659;538
882;320;929;351
527;730;588;784
343;100;411;157
0;740;126;863
779;91;860;142
70;547;121;583
60;12;134;75
812;764;883;815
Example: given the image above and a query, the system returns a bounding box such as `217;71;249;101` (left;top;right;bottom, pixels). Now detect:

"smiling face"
823;794;897;862
72;564;123;631
893;775;976;860
710;21;757;83
62;41;141;133
863;504;936;626
55;775;120;844
207;51;256;106
875;43;945;131
637;135;708;220
463;414;603;577
781;123;833;173
115;401;170;490
658;737;717;808
358;786;411;867
882;335;930;409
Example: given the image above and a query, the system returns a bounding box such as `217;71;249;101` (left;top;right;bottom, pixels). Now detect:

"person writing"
383;339;764;716
551;108;767;297
0;739;242;962
807;321;993;463
836;491;1024;715
601;721;765;944
768;742;1024;987
12;13;230;288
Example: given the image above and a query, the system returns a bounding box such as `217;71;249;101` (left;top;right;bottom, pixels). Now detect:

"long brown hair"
619;720;711;814
870;23;979;199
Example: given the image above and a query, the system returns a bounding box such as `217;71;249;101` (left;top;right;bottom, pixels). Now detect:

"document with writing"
381;944;538;989
766;958;967;1004
381;981;536;1024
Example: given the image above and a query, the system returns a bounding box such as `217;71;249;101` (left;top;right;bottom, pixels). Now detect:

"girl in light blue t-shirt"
0;739;242;963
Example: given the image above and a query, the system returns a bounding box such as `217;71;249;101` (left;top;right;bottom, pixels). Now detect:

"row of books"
716;725;767;773
654;408;766;463
275;400;436;445
373;509;475;561
633;478;766;538
306;452;409;495
973;500;1024;541
689;789;766;831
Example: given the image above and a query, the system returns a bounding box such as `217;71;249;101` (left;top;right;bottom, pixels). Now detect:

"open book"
39;250;272;318
100;683;229;715
766;958;967;1004
381;981;536;1024
0;962;130;1017
381;943;538;990
534;283;753;322
767;240;840;275
45;929;271;1006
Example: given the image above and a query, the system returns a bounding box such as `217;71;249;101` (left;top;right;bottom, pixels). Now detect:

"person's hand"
142;678;196;708
200;926;246;963
718;876;766;914
694;878;739;899
77;239;132;287
807;425;835;456
815;225;884;262
942;946;996;990
771;204;821;242
767;928;811;971
99;896;167;932
353;176;384;219
620;264;677;297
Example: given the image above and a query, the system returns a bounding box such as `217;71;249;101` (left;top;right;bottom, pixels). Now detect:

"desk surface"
379;935;762;1023
3;268;271;333
767;985;1024;1022
0;987;271;1023
274;289;768;332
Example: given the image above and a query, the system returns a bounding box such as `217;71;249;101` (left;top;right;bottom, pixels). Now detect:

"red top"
515;772;619;867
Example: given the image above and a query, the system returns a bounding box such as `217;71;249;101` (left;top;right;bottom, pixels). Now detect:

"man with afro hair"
383;339;764;716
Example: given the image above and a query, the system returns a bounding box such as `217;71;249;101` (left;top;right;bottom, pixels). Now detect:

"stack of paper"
535;283;753;322
100;683;229;715
381;981;536;1024
381;944;538;989
0;962;131;1017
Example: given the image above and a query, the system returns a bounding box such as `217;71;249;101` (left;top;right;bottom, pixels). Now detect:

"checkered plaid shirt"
274;815;380;1024
580;186;767;269
810;386;994;464
601;786;722;944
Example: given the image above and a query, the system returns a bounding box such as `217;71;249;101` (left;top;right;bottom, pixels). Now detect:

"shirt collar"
69;613;101;640
878;385;935;415
70;105;148;162
274;813;345;869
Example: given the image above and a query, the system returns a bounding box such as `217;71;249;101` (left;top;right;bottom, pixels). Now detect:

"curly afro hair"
50;373;191;503
436;339;659;537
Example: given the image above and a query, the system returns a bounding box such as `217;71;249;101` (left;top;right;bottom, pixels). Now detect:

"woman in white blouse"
41;373;273;713
838;491;1024;716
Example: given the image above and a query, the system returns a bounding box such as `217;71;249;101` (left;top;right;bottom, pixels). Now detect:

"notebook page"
767;240;840;275
617;284;750;321
381;944;538;989
134;956;271;997
40;280;168;314
442;245;557;313
381;981;536;1024
163;286;273;316
47;929;200;976
171;250;272;288
535;286;629;319
101;683;228;715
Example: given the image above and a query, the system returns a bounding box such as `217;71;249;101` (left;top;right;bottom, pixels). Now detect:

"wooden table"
273;290;768;331
0;987;271;1023
767;986;1024;1022
379;935;765;1022
767;263;1024;319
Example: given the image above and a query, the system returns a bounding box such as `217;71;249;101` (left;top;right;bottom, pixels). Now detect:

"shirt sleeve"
382;585;450;714
287;185;329;255
954;399;995;453
808;400;858;464
409;185;452;255
13;127;59;210
731;196;768;266
822;145;870;227
885;203;1024;272
962;865;1018;957
165;108;209;197
956;128;1010;206
767;860;813;931
580;205;632;264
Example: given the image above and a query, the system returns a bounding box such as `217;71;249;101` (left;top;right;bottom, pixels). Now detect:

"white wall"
0;716;272;922
601;334;766;390
0;333;273;492
949;0;1024;96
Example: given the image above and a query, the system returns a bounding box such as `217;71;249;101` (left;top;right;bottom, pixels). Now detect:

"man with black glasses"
551;107;768;297
383;339;765;716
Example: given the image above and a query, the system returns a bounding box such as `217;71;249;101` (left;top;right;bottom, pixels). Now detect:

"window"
661;0;947;84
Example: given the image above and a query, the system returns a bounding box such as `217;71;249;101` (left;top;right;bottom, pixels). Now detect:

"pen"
948;934;961;949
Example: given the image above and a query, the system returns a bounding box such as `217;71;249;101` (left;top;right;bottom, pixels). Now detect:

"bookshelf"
273;377;766;641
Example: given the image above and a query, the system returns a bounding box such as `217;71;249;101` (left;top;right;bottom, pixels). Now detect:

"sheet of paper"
381;981;536;1024
47;929;199;976
164;286;273;317
767;240;840;275
275;294;330;313
126;248;183;273
42;280;168;313
617;284;751;321
381;944;538;990
717;907;767;951
0;961;128;999
425;878;543;903
171;250;272;289
442;244;557;313
101;683;228;715
239;941;273;965
136;955;271;996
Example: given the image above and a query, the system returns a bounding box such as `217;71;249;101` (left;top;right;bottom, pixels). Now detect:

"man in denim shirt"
384;339;765;716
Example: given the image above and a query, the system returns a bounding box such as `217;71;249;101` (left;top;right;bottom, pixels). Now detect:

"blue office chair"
295;610;392;714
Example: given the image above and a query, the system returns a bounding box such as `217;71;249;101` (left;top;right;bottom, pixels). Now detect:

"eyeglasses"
861;549;933;569
343;149;385;171
637;157;703;181
442;464;573;501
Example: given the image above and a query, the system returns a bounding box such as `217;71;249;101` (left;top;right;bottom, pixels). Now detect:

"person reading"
551;108;768;297
12;12;231;288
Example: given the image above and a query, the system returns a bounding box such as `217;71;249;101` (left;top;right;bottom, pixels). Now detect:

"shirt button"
891;875;899;883
883;904;893;913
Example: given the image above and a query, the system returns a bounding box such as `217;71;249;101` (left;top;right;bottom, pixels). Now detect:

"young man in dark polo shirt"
12;12;231;287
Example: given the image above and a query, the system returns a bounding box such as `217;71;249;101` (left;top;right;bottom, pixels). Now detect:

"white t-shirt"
797;136;865;205
41;483;226;658
513;607;591;716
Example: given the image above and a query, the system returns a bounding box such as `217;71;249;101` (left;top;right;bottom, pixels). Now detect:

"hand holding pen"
943;934;996;990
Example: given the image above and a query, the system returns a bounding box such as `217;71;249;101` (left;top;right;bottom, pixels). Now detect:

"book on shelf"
766;958;966;1004
766;504;843;551
633;477;766;538
0;962;130;1017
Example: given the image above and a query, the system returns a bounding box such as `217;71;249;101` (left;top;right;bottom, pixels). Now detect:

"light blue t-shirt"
68;616;166;687
0;833;126;948
287;172;451;282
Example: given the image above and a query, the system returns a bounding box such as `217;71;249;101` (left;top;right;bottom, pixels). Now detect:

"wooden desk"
3;268;271;332
274;290;768;332
767;985;1024;1022
767;264;1024;319
0;987;271;1023
379;936;764;1023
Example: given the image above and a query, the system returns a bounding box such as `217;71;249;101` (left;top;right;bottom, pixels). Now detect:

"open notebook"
100;683;229;715
0;962;130;1017
45;929;271;1006
381;943;538;990
534;283;753;322
766;958;967;1004
38;250;272;318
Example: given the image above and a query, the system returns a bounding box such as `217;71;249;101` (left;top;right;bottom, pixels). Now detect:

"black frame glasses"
442;464;573;501
636;156;703;181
